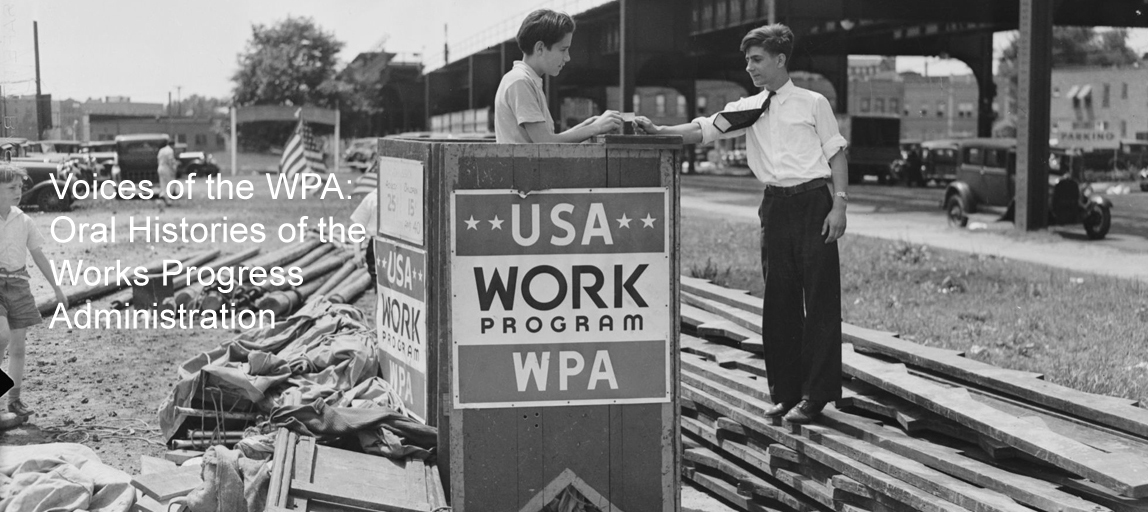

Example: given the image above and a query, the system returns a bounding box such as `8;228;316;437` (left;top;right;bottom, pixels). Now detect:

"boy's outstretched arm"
633;117;704;145
523;111;624;143
28;247;68;310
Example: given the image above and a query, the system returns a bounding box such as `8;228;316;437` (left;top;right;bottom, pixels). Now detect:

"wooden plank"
685;471;787;512
512;144;540;193
543;406;611;509
140;455;177;475
606;146;662;188
453;143;514;190
130;465;203;502
769;467;835;510
681;375;974;512
517;407;545;510
685;447;819;512
292;434;316;510
163;450;204;465
683;415;722;448
682;291;761;335
620;404;665;512
842;324;1148;439
132;492;171;512
813;410;1112;512
680;275;763;316
842;344;1148;498
426;464;448;510
682;334;753;366
609;404;626;512
292;479;422;512
802;425;1036;512
538;143;608;188
463;409;519;512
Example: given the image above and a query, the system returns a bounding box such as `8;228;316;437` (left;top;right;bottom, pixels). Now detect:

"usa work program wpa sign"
450;188;671;409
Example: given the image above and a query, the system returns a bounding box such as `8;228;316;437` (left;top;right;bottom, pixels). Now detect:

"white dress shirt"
694;80;848;187
0;206;44;274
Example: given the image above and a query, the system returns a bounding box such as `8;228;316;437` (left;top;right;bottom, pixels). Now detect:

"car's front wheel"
1083;203;1111;240
36;188;71;212
945;195;969;228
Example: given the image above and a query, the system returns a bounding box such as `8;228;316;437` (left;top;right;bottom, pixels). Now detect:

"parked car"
837;115;901;184
1;137;30;160
27;140;83;155
80;140;117;182
5;154;86;211
942;138;1112;239
344;138;377;172
112;134;168;196
176;149;220;178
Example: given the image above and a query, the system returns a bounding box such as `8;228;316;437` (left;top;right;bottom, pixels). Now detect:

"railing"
424;0;614;72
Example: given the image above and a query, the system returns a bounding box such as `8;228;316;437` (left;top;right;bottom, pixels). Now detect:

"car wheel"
945;195;969;228
36;188;70;212
1083;203;1111;240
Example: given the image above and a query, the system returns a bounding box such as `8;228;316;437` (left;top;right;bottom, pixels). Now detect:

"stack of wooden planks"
678;275;1148;512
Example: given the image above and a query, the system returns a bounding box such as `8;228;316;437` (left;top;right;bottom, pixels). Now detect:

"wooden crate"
376;136;683;512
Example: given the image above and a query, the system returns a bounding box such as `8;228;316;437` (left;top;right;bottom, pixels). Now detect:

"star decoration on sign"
641;214;657;228
488;216;504;230
616;214;632;228
464;216;480;230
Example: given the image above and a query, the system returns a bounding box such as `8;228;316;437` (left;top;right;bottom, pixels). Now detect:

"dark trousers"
758;182;842;403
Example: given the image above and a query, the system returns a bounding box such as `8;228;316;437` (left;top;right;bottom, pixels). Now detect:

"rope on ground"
41;417;166;447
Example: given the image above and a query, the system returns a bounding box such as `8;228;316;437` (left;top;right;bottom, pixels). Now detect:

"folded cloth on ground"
270;400;437;460
178;446;270;512
0;443;135;512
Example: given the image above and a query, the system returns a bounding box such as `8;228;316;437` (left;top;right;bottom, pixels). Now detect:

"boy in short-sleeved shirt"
0;165;68;419
494;9;621;143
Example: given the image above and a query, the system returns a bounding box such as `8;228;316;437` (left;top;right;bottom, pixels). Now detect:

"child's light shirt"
0;206;44;274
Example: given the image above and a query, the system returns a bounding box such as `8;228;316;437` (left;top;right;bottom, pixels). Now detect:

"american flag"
280;120;327;179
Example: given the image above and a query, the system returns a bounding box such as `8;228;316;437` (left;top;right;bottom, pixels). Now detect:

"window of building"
633;94;641;113
920;107;928;117
889;98;900;115
860;98;870;113
875;98;885;113
1121;120;1127;137
195;134;207;146
1053;86;1060;97
937;102;945;117
1103;83;1110;108
175;134;187;144
677;95;687;116
1122;83;1128;100
655;94;666;115
697;95;708;113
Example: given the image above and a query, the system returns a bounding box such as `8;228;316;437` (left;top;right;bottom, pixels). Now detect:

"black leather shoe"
763;401;798;418
783;400;827;424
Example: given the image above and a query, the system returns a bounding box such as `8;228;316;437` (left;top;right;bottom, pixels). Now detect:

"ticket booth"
373;136;682;512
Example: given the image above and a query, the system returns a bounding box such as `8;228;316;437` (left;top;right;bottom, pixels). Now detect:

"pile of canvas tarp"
0;443;135;512
157;297;434;459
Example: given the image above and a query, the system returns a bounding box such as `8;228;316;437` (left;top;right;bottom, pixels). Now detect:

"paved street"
682;172;1148;283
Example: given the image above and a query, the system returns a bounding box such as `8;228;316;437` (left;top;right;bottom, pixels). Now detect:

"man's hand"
590;111;623;135
634;116;659;135
822;201;847;243
53;286;69;310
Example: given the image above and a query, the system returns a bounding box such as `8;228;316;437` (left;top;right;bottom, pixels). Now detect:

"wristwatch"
834;191;849;202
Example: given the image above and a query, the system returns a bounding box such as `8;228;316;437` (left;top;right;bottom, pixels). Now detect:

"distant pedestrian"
494;9;622;143
0;164;68;420
156;139;178;206
635;23;848;424
905;147;924;186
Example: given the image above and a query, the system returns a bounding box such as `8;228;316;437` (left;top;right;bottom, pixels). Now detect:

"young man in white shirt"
494;9;622;143
636;23;848;424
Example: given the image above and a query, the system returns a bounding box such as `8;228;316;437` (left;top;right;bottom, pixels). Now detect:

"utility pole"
176;86;182;117
34;21;45;139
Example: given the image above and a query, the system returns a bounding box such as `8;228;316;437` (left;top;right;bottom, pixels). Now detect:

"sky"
1;0;1146;105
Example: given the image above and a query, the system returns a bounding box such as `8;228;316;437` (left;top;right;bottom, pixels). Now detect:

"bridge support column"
1016;0;1052;231
950;33;996;138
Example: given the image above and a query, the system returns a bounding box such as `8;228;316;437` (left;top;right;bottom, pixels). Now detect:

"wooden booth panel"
424;138;681;512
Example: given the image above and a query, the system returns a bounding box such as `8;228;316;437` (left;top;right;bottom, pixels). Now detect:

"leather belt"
762;178;828;197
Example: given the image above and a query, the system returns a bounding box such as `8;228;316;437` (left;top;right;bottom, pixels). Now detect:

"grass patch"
681;213;1148;403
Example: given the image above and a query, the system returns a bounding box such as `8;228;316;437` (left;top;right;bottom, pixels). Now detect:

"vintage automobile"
27;139;83;155
1;137;30;160
890;139;960;187
80;140;117;182
3;153;86;211
111;134;168;195
344;138;377;172
942;138;1112;240
172;143;220;178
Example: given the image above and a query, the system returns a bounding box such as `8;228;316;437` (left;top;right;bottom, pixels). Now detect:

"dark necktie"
713;90;777;133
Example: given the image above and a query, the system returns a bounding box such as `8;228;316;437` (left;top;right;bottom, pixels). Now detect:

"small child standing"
349;189;379;286
0;165;68;418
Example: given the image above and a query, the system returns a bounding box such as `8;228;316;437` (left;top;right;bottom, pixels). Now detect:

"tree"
232;16;345;108
231;17;346;150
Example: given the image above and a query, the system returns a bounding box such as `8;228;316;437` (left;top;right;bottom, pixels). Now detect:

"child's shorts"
0;273;43;329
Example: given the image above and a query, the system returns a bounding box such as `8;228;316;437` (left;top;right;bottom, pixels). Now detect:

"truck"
835;114;902;184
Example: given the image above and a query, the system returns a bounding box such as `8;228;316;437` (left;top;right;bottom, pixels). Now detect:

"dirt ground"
1;170;372;473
